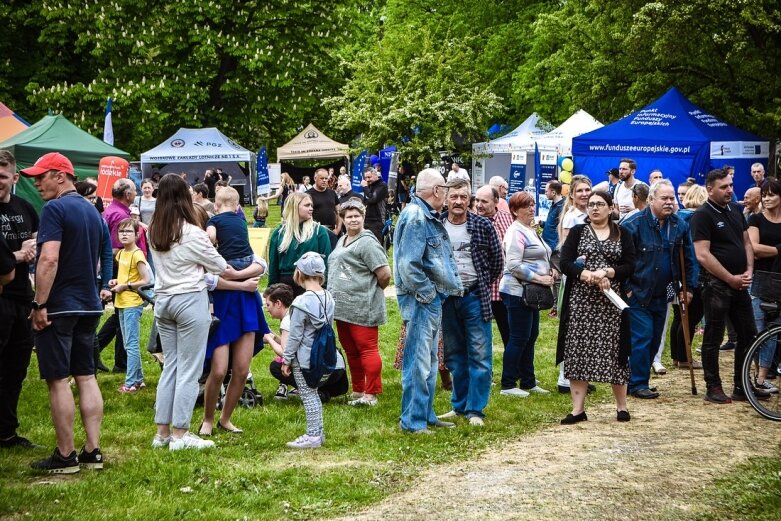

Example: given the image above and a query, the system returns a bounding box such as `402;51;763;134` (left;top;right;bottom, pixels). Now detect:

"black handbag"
522;282;554;310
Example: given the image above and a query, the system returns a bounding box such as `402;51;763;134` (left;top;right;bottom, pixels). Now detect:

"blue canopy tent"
572;87;769;197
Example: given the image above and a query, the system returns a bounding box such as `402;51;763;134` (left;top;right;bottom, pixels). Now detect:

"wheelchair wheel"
741;323;781;421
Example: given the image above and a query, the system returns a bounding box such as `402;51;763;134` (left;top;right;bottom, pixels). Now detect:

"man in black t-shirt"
306;168;341;233
690;168;769;404
0;236;15;286
0;150;40;450
361;167;389;243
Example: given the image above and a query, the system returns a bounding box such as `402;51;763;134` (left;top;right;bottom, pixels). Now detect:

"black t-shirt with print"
0;194;39;301
690;200;747;275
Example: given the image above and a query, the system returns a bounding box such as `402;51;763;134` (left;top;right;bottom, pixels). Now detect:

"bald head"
743;186;761;213
474;185;499;217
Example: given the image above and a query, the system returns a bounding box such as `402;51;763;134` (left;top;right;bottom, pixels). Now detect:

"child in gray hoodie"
281;252;335;449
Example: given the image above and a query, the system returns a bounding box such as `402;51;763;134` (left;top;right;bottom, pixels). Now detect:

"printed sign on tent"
508;151;526;195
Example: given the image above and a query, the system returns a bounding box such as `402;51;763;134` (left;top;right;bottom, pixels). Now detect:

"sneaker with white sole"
499;388;530;398
286;434;322;449
169;432;215;451
524;385;550;395
274;384;288;400
78;446;104;470
755;380;780;394
437;410;459;419
30;448;80;474
152;434;172;449
468;416;485;427
348;395;378;406
652;361;667;375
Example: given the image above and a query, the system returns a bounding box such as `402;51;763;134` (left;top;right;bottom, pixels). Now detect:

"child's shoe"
285;434;322;449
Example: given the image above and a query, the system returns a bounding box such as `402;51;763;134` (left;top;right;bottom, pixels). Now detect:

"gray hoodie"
282;289;335;369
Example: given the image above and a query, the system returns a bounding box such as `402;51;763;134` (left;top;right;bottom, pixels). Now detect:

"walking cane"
678;246;698;395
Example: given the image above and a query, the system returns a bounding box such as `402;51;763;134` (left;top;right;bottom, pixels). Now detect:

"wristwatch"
31;300;47;310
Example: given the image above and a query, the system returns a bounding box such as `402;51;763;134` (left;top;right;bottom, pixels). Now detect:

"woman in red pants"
327;198;391;406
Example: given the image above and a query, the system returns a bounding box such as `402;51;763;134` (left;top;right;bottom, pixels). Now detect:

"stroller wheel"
240;389;258;408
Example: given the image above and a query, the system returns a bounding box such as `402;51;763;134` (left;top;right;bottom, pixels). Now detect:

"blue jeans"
750;290;778;369
442;291;492;419
500;293;540;390
628;295;668;393
397;293;443;432
118;305;144;387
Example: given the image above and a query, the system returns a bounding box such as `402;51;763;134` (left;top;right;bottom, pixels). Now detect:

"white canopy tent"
276;123;350;162
534;109;603;156
471;113;549;190
140;127;256;202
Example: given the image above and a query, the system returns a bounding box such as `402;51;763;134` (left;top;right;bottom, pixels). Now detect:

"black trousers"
96;310;126;371
491;300;510;348
0;298;34;438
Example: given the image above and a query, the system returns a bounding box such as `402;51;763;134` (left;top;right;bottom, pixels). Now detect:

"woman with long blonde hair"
558;175;593;247
268;192;331;295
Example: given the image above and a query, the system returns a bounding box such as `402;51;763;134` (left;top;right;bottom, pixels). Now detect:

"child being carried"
207;187;254;271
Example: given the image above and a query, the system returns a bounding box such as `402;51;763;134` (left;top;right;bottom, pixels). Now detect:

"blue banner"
508;163;526;196
256;146;270;195
352;150;368;193
379;145;396;183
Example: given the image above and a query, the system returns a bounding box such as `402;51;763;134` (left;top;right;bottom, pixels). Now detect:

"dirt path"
340;353;780;521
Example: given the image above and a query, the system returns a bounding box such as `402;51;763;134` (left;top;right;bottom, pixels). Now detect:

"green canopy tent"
0;114;130;212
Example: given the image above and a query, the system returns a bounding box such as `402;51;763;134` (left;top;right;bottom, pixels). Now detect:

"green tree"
21;0;365;156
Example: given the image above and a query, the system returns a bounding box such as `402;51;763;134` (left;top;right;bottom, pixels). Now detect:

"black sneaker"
0;434;42;449
78;446;104;470
31;448;79;474
732;386;770;402
274;384;288;400
719;341;736;351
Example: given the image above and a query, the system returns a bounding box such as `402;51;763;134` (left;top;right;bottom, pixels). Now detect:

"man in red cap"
21;152;105;474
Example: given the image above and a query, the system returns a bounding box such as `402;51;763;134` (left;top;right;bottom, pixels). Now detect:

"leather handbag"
522;282;554;310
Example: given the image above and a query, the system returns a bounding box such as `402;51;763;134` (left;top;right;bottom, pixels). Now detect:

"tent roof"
276;123;349;161
0;102;29;142
535;110;602;155
478;113;550;154
140;127;253;163
575;87;764;143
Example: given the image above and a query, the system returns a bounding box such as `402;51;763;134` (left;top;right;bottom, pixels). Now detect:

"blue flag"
103;97;114;146
352;150;368;193
256;146;270;196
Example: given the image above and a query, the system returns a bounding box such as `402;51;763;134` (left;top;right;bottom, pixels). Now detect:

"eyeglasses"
118;230;135;235
587;201;608;209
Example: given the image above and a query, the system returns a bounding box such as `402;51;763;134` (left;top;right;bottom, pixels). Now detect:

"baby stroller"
197;369;264;409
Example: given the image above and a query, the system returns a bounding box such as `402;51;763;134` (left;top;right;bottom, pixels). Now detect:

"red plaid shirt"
487;210;514;301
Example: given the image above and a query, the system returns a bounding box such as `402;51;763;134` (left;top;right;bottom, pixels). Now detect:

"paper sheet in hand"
603;288;628;311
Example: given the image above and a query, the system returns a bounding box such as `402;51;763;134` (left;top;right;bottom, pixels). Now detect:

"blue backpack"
301;292;337;389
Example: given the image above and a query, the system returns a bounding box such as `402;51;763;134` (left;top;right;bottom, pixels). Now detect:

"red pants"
336;320;383;395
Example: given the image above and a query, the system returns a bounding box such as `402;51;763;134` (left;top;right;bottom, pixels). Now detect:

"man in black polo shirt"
690;168;769;404
306;168;341;234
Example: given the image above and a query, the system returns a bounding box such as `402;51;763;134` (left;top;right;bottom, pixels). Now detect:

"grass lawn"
1;200;778;519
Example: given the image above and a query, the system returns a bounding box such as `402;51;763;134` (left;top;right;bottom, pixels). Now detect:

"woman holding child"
327;199;391;406
200;187;271;436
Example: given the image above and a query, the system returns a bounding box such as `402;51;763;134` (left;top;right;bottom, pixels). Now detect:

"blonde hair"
293;268;325;287
255;198;269;219
558;175;592;243
278;192;317;253
215;186;240;208
281;172;296;188
683;184;707;209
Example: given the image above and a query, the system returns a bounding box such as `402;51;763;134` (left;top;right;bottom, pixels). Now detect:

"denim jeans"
118;305;145;387
750;280;778;369
442;291;493;418
628;294;668;393
500;292;539;390
397;293;443;431
701;277;754;391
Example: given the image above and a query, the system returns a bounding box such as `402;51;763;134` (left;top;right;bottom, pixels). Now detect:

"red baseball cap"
20;152;74;177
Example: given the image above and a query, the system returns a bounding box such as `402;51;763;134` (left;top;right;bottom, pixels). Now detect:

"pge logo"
171;139;185;148
304;130;319;139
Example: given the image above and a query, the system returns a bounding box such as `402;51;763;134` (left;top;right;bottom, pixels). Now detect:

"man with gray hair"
621;180;697;399
618;182;650;224
394;168;462;434
488;175;510;213
751;163;766;188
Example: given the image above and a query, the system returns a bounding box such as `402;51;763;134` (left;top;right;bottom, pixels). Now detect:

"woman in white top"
558;175;592;246
148;174;237;451
135;179;157;225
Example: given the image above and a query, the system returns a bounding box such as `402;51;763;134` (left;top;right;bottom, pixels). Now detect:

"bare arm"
694;239;745;290
30;241;61;330
206;225;217;244
748;227;777;258
374;265;391;289
744;230;754;275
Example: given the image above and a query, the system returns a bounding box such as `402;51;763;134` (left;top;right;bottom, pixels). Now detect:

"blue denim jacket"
393;195;463;303
620;207;698;307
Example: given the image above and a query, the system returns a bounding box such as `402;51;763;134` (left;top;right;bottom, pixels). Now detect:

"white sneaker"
652;362;667;375
755;380;780;394
348;396;378;407
499;388;530;398
169;432;215;451
151;434;171;449
437;410;459;419
526;385;550;395
286;434;322;449
468;416;484;427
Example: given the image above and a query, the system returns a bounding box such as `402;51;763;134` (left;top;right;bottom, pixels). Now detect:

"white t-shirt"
614;181;636;218
561;208;587;231
444;219;478;288
280;313;290;333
